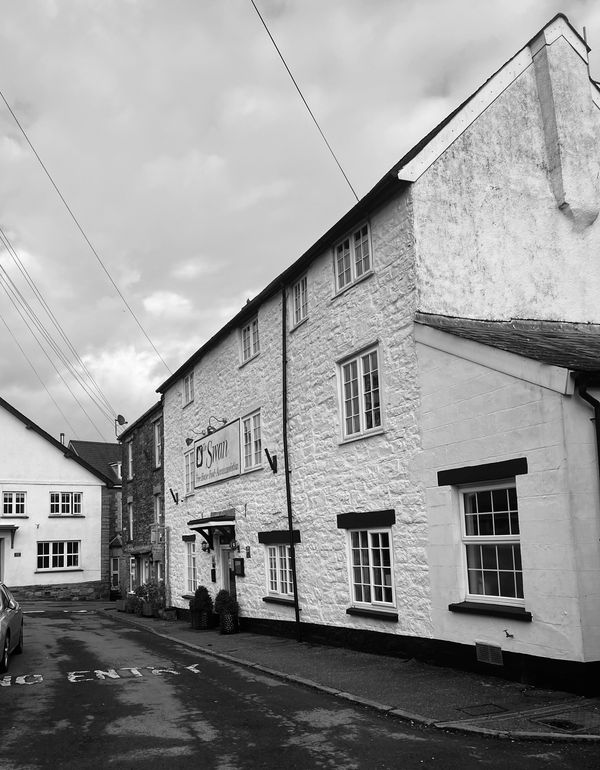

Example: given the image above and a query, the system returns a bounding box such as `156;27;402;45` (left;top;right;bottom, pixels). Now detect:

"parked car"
0;583;23;673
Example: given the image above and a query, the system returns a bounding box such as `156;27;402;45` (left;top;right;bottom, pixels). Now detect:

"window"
335;223;371;292
127;502;133;541
50;492;82;515
348;529;394;608
183;371;194;405
154;494;163;524
292;275;308;326
461;483;523;604
3;491;26;516
242;410;262;471
267;544;293;597
153;420;162;468
184;450;195;495
340;347;381;439
241;318;260;362
126;441;133;480
37;541;80;570
186;541;198;594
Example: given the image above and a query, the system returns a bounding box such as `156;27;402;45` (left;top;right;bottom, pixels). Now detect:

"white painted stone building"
0;397;115;599
158;15;600;691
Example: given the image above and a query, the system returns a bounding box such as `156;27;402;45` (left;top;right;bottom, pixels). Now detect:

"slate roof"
69;440;122;482
416;314;600;374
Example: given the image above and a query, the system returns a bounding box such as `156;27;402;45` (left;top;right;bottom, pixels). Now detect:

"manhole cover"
458;703;507;717
534;717;586;733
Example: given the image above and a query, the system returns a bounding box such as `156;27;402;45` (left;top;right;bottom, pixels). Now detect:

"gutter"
281;285;302;641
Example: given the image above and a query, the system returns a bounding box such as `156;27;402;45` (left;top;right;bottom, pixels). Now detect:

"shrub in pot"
214;589;239;635
189;586;213;630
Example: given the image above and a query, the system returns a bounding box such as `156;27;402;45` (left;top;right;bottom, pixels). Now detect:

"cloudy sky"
0;0;598;442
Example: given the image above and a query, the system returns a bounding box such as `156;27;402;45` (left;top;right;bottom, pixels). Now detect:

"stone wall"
12;579;107;602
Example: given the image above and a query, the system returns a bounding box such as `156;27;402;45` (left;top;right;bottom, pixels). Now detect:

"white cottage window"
334;223;371;292
340;346;382;440
461;482;524;605
348;529;394;608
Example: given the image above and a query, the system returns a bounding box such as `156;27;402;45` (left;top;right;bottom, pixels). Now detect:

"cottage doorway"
217;542;231;594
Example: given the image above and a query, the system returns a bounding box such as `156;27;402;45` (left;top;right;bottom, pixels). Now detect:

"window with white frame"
334;223;371;292
267;544;294;597
50;492;82;515
153;420;162;468
186;540;198;593
37;541;80;570
127;501;134;541
292;275;308;326
340;346;382;439
461;482;523;604
348;529;394;608
241;317;260;362
154;494;163;524
183;371;194;405
242;410;262;471
3;491;26;516
126;441;133;480
184;450;195;494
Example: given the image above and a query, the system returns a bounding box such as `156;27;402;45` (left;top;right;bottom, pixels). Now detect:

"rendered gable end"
412;16;600;323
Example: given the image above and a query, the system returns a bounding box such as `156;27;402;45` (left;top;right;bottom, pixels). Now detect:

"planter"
141;601;154;618
191;610;211;630
115;599;125;612
219;612;239;635
160;608;178;621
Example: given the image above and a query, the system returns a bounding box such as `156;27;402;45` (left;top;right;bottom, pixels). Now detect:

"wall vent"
475;641;504;666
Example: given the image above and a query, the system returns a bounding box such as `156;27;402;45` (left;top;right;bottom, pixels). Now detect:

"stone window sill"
346;607;398;622
48;514;85;518
448;601;532;622
262;596;297;607
35;568;83;574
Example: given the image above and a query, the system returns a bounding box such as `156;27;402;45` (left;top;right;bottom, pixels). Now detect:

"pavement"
23;600;600;742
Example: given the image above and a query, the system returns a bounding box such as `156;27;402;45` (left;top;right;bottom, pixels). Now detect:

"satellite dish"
116;414;127;426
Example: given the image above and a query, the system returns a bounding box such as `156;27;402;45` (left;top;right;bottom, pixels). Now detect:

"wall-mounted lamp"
201;541;211;552
230;540;240;552
185;416;228;445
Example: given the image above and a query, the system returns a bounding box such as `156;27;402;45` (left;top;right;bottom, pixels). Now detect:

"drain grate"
458;703;507;717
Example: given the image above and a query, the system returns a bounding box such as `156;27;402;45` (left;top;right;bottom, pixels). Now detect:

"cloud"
143;291;191;319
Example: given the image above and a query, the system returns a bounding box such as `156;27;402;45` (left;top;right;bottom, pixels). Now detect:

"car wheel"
15;623;23;655
0;634;9;674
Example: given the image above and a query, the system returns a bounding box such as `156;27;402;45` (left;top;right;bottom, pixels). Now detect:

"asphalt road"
0;609;598;769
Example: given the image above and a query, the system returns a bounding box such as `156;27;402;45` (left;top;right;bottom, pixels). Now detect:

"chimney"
530;16;600;230
60;432;65;445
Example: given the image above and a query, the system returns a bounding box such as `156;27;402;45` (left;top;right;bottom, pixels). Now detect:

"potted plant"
140;581;165;617
189;586;213;630
114;590;126;612
214;589;239;635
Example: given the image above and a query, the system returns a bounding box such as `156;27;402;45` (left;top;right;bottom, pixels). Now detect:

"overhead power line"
0;88;172;376
0;311;79;438
0;225;117;419
249;0;359;203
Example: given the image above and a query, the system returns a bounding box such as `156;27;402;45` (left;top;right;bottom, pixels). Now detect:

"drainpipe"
575;373;600;485
281;285;302;641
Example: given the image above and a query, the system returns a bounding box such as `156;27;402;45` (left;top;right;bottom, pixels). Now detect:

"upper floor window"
153;420;162;468
241;318;260;363
183;371;194;406
339;346;382;440
184;450;195;495
334;223;371;293
50;492;82;516
154;494;163;524
3;491;26;516
461;482;523;605
126;441;133;480
127;502;134;541
292;275;308;326
242;410;262;471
